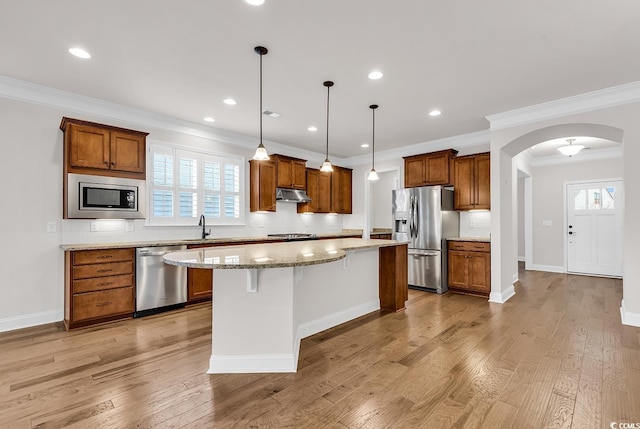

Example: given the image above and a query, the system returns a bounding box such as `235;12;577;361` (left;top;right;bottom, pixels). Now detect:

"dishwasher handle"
137;246;186;257
139;251;172;257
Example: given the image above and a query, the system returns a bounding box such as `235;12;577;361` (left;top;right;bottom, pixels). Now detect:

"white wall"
370;170;398;230
517;177;525;259
0;96;344;331
529;157;622;270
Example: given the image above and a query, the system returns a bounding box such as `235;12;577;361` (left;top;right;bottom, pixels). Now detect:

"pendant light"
557;138;584;157
367;104;379;181
252;46;270;161
320;81;334;172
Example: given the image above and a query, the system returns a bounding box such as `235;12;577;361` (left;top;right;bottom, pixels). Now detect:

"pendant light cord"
325;84;330;159
372;107;375;168
259;51;263;146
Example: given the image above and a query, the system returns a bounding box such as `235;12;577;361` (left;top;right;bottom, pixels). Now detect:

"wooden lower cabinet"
447;241;491;297
186;244;214;303
370;233;392;239
65;248;135;329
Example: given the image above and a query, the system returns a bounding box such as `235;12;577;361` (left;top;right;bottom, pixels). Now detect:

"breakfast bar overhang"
164;238;408;374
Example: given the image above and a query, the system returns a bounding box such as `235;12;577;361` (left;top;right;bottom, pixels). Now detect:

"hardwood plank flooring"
0;264;638;428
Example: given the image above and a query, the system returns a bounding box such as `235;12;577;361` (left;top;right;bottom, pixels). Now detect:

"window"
148;143;244;225
574;187;615;211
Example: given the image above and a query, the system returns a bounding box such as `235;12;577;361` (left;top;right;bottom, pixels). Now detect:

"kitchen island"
164;238;407;373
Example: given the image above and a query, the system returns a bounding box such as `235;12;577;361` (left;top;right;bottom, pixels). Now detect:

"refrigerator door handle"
413;197;419;238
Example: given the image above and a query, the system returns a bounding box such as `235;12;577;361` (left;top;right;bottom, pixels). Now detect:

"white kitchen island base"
209;248;380;373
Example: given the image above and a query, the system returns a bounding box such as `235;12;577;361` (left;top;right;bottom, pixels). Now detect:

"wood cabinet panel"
72;248;134;265
249;159;276;212
72;261;134;280
330;166;352;214
73;274;134;294
65;248;135;329
188;268;213;302
403;149;457;188
317;171;332;213
72;287;134;322
379;244;408;311
272;154;307;190
447;241;491;297
453;152;490;211
61;117;147;180
298;168;319;213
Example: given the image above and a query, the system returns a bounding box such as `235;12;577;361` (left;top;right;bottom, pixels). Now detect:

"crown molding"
0;75;332;164
342;129;490;167
526;146;622;167
486;81;640;130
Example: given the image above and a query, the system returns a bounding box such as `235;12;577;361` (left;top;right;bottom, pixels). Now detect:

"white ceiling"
527;136;620;158
1;1;638;158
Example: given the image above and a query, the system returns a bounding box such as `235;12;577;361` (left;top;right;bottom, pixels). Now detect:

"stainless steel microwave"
67;173;146;219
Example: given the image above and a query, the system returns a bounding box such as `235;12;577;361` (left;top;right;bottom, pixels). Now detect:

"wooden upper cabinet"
403;149;457;188
60;117;148;179
317;170;332;213
453;152;490;211
298;167;333;214
249;159;277;212
272;154;307;189
331;166;352;214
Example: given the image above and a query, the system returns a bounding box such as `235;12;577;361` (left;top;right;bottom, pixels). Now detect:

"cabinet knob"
104;161;109;165
111;162;115;166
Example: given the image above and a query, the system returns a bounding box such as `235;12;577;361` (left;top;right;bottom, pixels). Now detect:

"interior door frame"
563;177;623;275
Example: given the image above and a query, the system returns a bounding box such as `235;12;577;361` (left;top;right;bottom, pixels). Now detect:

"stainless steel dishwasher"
135;245;187;317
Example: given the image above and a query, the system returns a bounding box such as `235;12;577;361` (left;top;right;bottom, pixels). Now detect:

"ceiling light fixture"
429;109;441;117
243;0;265;5
252;46;270;161
361;143;369;148
68;48;91;59
557;138;584;157
368;71;383;80
367;104;379;181
320;81;334;172
203;117;215;122
308;126;317;132
223;98;237;106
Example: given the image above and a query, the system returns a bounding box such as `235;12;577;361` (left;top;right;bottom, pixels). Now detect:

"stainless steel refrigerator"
392;186;459;293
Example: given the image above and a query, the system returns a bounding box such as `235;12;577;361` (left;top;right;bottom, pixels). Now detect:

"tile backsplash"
62;202;343;244
459;211;491;238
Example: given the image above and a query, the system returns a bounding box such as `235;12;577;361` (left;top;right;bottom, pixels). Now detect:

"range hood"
276;188;312;203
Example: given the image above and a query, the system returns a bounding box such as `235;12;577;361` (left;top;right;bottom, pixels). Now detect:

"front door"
566;180;622;277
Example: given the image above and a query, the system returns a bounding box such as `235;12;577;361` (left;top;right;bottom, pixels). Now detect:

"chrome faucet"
199;215;211;239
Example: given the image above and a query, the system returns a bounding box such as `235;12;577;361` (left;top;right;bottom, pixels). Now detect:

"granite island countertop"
59;232;362;251
163;238;404;269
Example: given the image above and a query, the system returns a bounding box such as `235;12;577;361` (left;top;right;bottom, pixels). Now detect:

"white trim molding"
529;264;565;273
489;285;515;304
620;300;640;328
296;299;379;341
208;354;296;374
0;309;63;333
486;80;640;130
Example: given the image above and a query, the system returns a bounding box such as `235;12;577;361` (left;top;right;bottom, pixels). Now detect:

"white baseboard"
489;285;516;304
621;300;640;328
529;264;565;273
296;299;380;341
0;309;63;333
207;300;380;374
208;354;296;374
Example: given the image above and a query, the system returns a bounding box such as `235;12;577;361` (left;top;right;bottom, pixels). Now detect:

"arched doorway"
489;123;624;303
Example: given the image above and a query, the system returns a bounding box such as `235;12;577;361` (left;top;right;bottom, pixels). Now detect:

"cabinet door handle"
96;269;113;273
111;162;115;166
96;282;113;287
96;301;113;308
104;161;109;165
97;255;113;259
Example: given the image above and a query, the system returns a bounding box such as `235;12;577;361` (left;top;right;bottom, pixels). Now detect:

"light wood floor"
1;265;639;428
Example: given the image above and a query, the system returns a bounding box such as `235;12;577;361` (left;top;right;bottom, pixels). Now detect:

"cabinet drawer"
448;241;490;252
73;248;134;265
73;261;134;280
73;274;134;293
72;287;134;322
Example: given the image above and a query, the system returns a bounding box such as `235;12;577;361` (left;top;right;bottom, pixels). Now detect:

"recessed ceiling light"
308;126;318;132
244;0;265;5
223;98;237;106
361;143;370;148
68;48;91;59
368;71;383;80
203;117;215;122
429;110;442;117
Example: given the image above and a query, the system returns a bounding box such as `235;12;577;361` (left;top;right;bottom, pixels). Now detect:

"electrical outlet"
46;222;56;233
90;221;99;232
126;222;134;232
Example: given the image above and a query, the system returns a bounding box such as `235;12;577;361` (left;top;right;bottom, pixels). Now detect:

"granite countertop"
447;237;491;243
163;238;403;269
59;232;362;251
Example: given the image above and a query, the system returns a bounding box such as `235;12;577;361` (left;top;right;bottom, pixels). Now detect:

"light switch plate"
46;222;56;233
542;220;552;227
